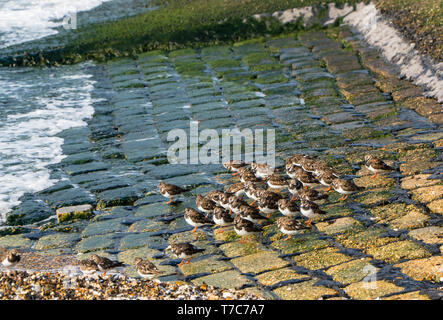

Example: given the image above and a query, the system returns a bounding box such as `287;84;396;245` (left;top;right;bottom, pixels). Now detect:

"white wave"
0;67;97;221
0;0;112;48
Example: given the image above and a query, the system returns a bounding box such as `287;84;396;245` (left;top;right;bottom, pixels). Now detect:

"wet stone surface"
1;29;442;300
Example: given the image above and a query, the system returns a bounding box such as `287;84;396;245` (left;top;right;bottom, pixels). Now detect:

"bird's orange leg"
191;226;197;233
305;219;313;227
165;198;173;204
238;236;247;244
326;186;332;192
250;200;256;206
371;172;377;178
177;259;186;267
284;235;292;241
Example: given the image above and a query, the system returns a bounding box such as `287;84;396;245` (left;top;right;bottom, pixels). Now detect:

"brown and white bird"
196;194;216;217
287;154;306;167
294;167;319;189
1;249;21;270
228;196;249;214
206;190;226;205
331;177;364;201
251;162;274;179
243;182;265;205
166;242;204;266
364;155;394;178
257;195;280;218
78;258;99;275
267;174;289;192
159;182;186;204
225;183;245;197
134;257;164;279
212;207;234;233
298;188;329;203
184;208;213;233
237;205;267;223
90;254;124;275
277;217;310;241
234;215;262;243
239;170;261;184
277;198;300;217
288;179;303;200
300;156;318;173
217;192;232;210
300;199;326;225
316;169;337;191
223;160;248;174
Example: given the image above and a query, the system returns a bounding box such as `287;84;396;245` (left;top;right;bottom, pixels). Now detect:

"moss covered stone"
192;269;252;289
271;234;330;254
273;279;339;300
394;256;443;282
365;240;431;264
0;234;34;248
256;268;308;286
316;217;364;235
410;185;443;204
219;241;267;258
231;250;288;274
293;247;353;270
179;255;233;276
35;233;81;250
325;258;376;285
344;280;404;300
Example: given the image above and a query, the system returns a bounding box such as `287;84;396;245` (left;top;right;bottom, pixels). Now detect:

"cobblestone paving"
2;27;442;300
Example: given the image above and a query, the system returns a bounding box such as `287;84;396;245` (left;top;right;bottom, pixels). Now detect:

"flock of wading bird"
1;155;393;280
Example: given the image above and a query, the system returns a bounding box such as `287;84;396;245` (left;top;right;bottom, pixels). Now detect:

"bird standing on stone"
277;217;310;241
196;194;216;217
277;198;300;217
159;182;186;204
234;215;262;243
134;257;164;279
78;258;99;275
331;177;363;201
300;199;326;226
90;254;124;276
212;206;234;233
166;242;205;266
184;207;213;233
364;155;394;178
1;248;21;270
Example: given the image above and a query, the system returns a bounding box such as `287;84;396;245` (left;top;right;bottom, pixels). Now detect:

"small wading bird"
331;177;364;201
166;242;204;267
300;199;326;226
184;207;213;233
134;257;164;280
364;155;394;178
90;254;124;276
78;258;99;275
1;248;21;271
158;182;186;204
277;217;310;241
234;215;262;244
212;207;234;233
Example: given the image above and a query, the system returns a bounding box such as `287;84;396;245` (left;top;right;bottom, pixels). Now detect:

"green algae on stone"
369;203;418;224
231;250;288;274
410;185;443;204
128;219;165;233
354;173;395;189
394;256;443;283
81;217;129;237
408;226;443;245
56;204;93;223
273;279;339;300
75;234;115;253
316;217;364;235
117;246;161;265
427;199;443;215
214;229;241;242
219;241;267;258
365;240;431;264
382;291;430;300
0;234;34;248
192;269;252;290
35;233;81;250
400;174;440;190
179;255;233;276
270;234;330;255
356;188;392;206
256;268;308;286
387;210;429;230
119;233;166;251
325;258;376;285
134;202;172;218
334;227;398;251
344;280;404;300
293;247;353;270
